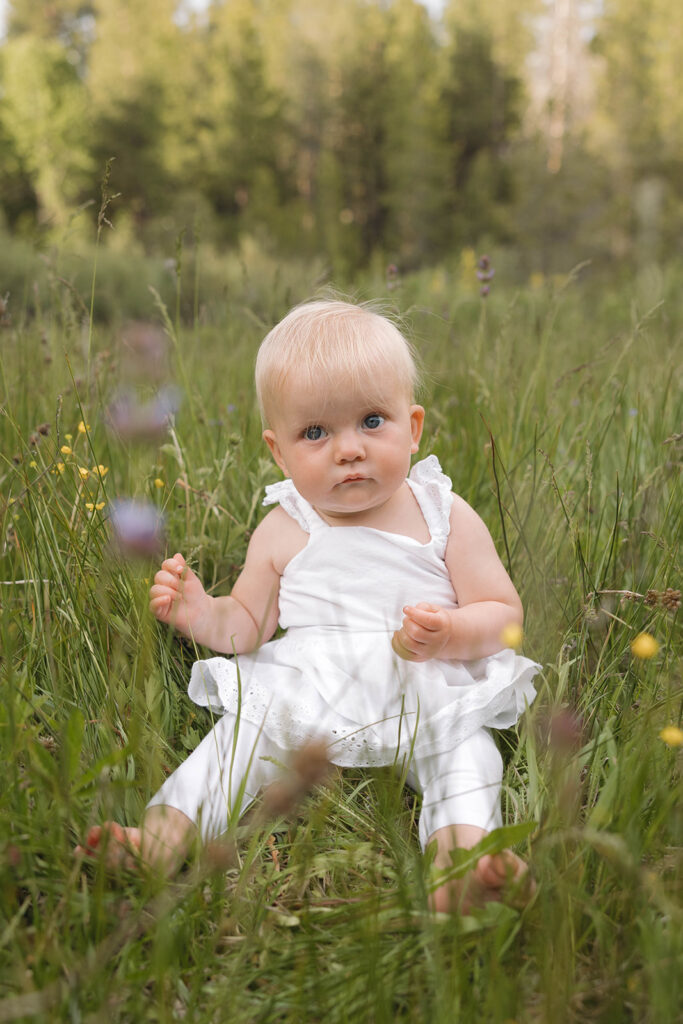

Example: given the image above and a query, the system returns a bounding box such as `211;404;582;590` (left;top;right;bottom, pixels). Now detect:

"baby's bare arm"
149;512;283;654
393;495;523;662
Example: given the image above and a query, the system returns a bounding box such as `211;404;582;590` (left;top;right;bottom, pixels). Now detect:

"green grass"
0;250;681;1022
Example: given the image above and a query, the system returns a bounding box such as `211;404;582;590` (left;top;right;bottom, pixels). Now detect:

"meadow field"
0;246;680;1022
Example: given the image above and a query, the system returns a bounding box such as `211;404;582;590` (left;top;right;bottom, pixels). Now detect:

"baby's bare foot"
430;849;534;914
75;821;142;871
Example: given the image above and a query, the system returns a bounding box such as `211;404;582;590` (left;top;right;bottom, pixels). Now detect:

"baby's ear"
263;429;289;475
409;405;425;453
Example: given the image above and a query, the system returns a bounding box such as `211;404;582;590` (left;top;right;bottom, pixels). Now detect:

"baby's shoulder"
253;506;309;575
447;492;494;544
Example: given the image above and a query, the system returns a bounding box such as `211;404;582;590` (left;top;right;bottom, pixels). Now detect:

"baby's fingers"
402;603;443;630
159;555;186;578
149;583;183;616
153;568;183;591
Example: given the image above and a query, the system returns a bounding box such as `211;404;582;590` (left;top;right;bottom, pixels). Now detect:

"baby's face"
262;372;424;522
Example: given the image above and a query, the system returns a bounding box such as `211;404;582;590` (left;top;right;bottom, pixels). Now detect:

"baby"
80;300;539;912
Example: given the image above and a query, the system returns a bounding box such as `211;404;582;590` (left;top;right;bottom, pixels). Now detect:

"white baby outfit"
148;456;539;848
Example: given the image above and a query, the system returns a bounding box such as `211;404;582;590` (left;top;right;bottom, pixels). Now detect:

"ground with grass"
0;252;680;1022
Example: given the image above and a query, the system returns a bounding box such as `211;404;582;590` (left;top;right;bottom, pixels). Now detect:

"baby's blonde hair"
255;300;419;425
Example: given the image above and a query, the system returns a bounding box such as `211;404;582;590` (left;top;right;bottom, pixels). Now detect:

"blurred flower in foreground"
106;386;182;441
659;726;683;747
121;321;169;382
548;708;585;753
61;445;72;455
630;632;659;659
154;478;165;489
262;739;331;818
109;498;165;558
501;623;523;650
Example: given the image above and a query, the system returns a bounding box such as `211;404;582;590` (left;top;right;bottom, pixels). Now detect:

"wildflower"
60;445;72;455
386;263;401;290
501;623;523;650
548;708;585;752
0;292;10;328
95;465;109;479
109;498;165;558
154;478;165;489
77;467;90;481
659;726;683;748
78;421;90;434
56;462;65;474
477;255;495;298
85;501;106;512
630;632;659;659
106;386;182;441
29;461;37;469
65;433;73;442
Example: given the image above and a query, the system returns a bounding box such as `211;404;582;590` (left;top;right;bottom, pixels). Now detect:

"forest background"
1;0;682;287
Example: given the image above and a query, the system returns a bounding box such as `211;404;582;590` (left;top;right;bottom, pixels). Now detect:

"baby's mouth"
341;474;366;483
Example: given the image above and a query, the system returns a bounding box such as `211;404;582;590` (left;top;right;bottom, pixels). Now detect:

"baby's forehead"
278;368;409;417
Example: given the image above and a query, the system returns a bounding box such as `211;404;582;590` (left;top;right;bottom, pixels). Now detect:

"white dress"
187;456;539;769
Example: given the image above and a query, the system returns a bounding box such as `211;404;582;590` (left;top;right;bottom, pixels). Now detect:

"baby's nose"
334;429;365;462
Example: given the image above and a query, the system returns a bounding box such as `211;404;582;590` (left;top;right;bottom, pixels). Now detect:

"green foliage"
0;254;680;1021
2;0;681;271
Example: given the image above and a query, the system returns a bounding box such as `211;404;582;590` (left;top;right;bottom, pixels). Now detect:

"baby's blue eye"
363;414;384;430
304;425;326;441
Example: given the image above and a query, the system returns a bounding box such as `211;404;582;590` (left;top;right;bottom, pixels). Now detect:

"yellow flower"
154;478;165;489
85;501;106;512
95;464;109;478
659;726;683;748
630;632;659;659
78;420;90;434
56;462;65;474
501;623;523;650
65;433;72;442
60;445;72;455
77;466;90;481
29;460;37;468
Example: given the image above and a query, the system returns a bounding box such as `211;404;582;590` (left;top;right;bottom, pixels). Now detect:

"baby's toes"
76;822;142;870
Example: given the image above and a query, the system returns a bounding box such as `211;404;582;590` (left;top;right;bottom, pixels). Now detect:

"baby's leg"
408;729;532;913
78;716;287;875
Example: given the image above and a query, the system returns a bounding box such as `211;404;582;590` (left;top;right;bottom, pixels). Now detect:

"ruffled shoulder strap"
262;478;323;534
407;455;453;557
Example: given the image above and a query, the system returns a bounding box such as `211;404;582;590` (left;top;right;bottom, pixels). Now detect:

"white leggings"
147;715;503;851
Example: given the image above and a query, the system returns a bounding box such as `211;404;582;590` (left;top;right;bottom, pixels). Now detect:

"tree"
0;33;91;229
439;27;522;244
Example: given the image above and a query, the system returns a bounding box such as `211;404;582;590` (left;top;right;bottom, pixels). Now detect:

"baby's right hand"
149;552;211;637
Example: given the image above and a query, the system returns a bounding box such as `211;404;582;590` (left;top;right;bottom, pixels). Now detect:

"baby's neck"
314;482;431;543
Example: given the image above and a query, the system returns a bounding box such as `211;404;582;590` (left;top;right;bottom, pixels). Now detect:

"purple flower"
109;499;165;558
107;386;182;441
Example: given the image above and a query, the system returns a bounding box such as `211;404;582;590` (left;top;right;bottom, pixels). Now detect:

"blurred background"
0;0;681;285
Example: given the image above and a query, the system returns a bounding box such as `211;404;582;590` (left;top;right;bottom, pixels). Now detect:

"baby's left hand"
392;602;451;662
